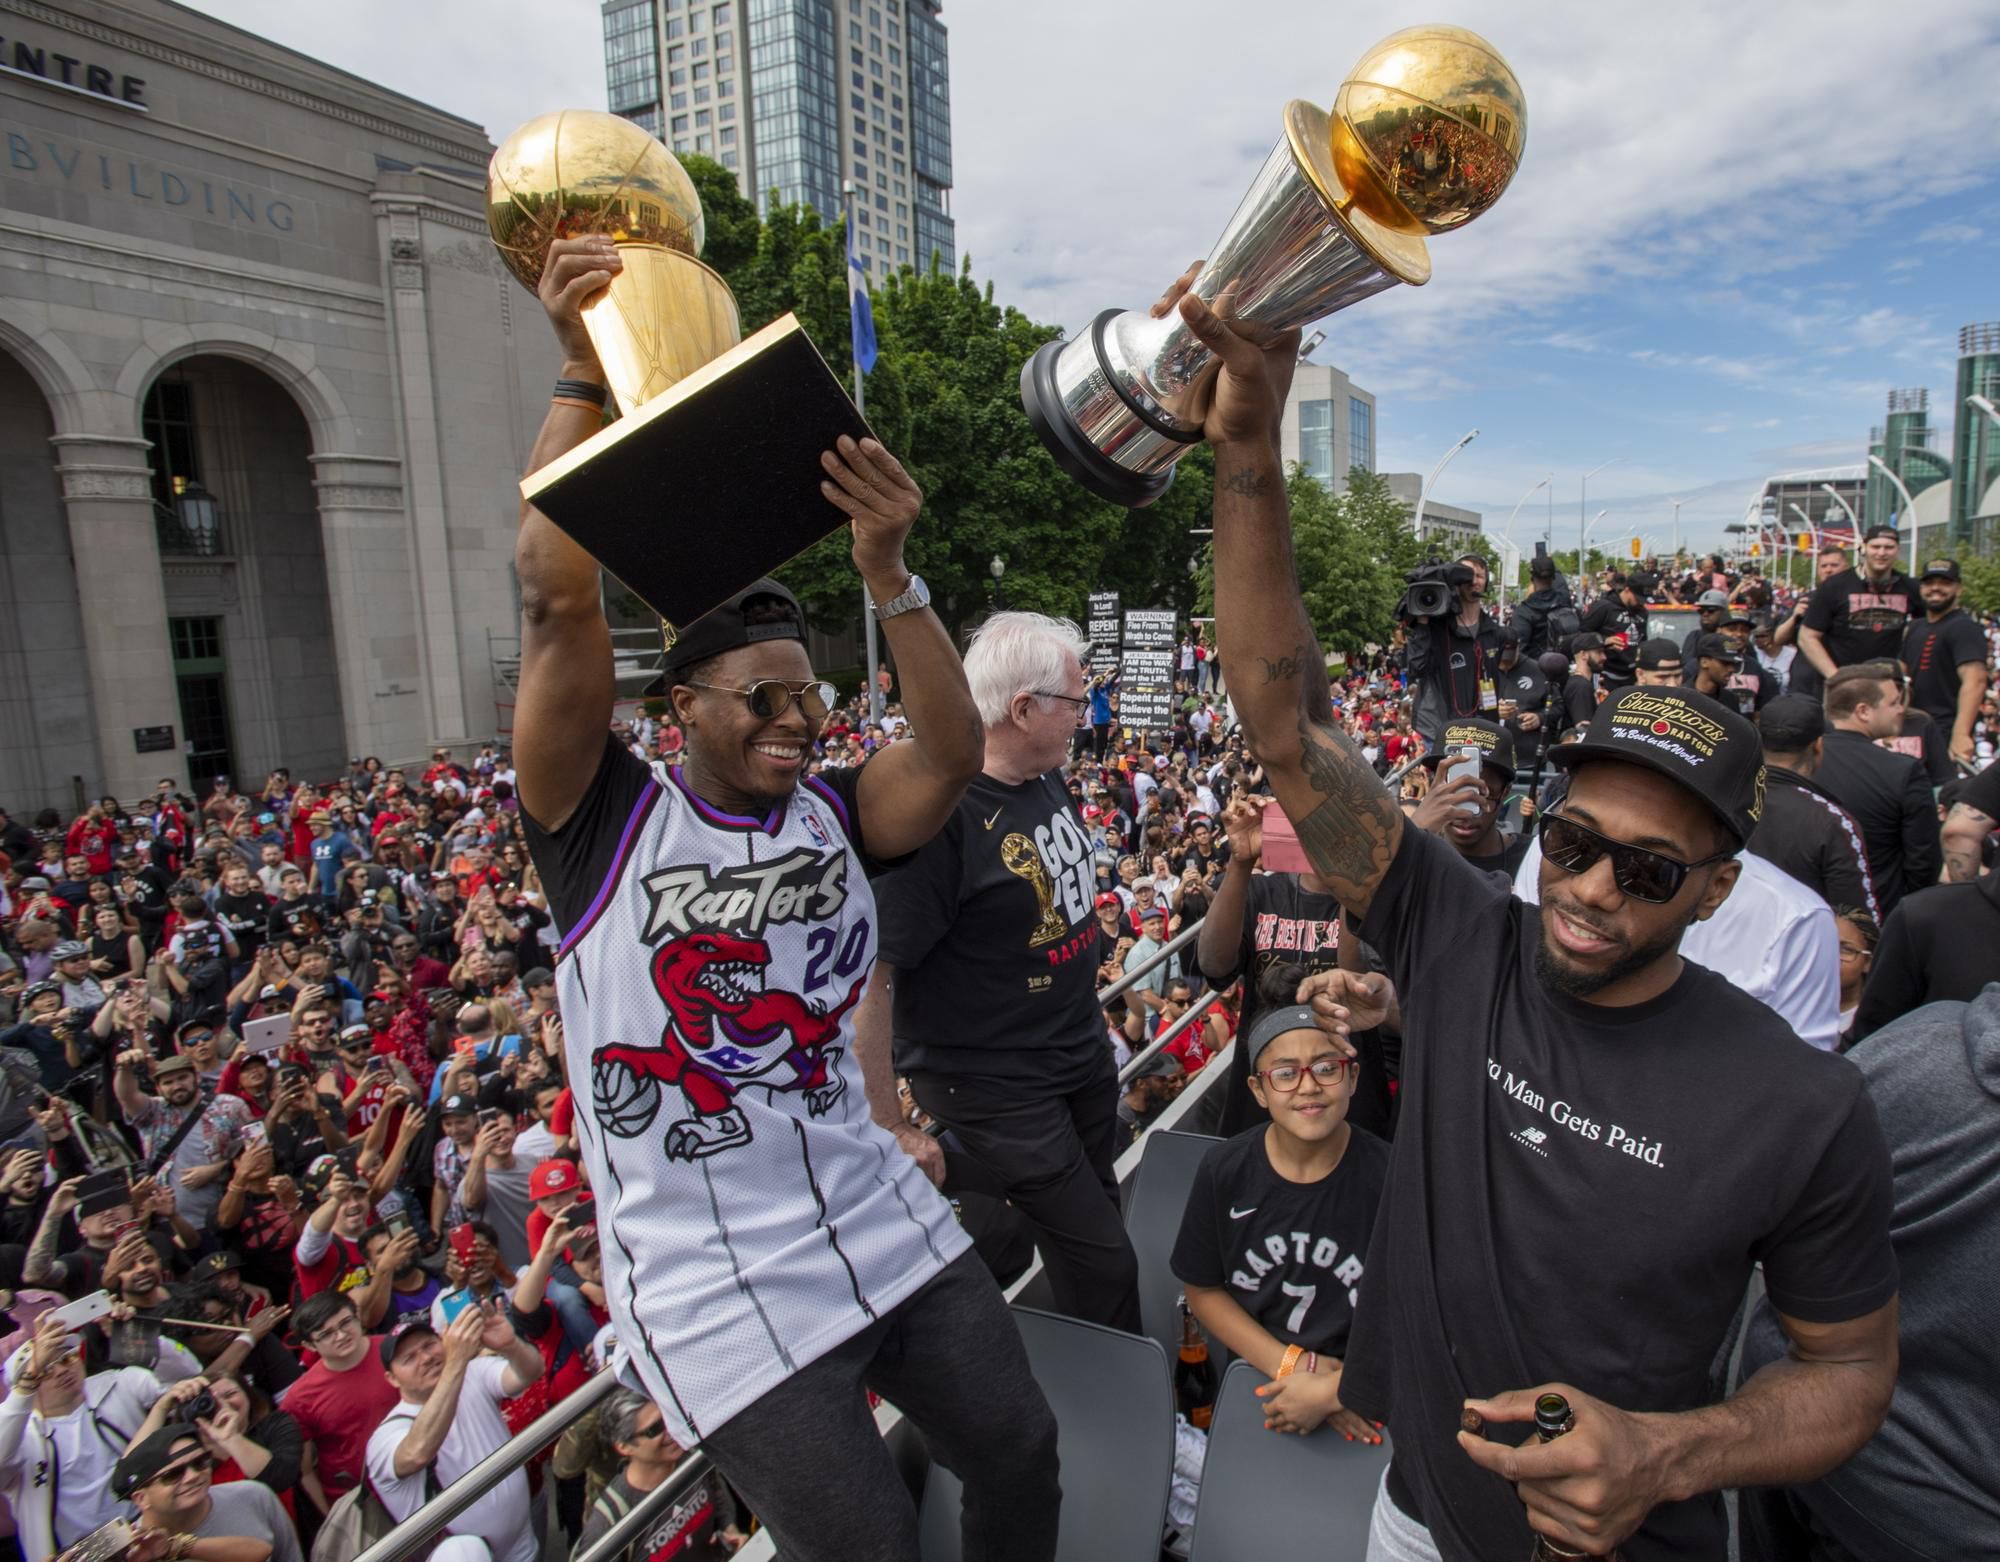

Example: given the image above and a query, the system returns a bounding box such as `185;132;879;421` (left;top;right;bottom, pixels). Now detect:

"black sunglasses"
1540;813;1730;904
685;679;835;723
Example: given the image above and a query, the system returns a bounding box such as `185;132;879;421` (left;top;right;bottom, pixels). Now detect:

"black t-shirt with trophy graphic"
878;770;1103;1086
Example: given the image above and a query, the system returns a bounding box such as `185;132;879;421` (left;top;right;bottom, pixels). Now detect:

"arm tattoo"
1221;467;1275;499
1291;713;1400;901
1258;651;1305;684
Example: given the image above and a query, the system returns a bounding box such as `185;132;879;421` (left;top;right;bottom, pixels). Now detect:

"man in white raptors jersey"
514;235;1059;1561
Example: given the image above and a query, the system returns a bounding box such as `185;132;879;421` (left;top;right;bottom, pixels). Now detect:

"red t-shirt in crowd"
296;1232;370;1302
284;1345;400;1501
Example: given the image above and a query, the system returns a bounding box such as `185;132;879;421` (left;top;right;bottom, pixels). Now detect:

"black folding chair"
918;1305;1175;1562
1122;1128;1224;1366
1188;1358;1390;1561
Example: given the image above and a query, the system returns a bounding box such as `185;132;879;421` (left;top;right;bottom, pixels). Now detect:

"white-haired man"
876;611;1141;1329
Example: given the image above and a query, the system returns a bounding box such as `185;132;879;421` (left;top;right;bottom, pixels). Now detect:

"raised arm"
513;237;622;832
824;441;983;858
1173;291;1403;920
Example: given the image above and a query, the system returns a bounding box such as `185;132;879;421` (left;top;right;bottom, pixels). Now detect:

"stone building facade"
0;0;558;812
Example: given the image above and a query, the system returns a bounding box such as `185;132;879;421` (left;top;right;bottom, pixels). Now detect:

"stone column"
308;452;430;762
48;432;182;801
375;202;470;745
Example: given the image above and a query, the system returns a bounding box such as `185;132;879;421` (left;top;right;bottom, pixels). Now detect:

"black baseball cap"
1862;525;1899;543
1720;605;1754;627
1757;694;1824;753
1495;623;1520;649
1568;632;1606;654
1634;638;1684;673
1920;557;1961;581
1694;633;1741;666
1421;717;1517;782
644;577;807;693
441;1092;477;1118
112;1426;206;1499
1551;685;1766;845
380;1314;438;1367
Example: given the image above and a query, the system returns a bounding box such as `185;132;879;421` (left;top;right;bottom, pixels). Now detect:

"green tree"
1961;554;2000;617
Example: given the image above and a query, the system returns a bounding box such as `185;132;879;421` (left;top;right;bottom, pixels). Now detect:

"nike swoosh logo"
1229;1206;1256;1219
983;809;1003;830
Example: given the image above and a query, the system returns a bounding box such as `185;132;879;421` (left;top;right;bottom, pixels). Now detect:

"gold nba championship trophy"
1022;26;1526;506
492;110;869;635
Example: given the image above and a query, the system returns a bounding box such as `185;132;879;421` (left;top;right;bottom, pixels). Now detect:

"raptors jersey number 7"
547;763;967;1446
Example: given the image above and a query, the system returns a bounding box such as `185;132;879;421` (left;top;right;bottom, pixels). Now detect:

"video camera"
1399;556;1475;621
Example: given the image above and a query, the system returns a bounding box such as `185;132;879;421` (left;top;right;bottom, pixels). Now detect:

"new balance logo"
1511;1124;1550;1158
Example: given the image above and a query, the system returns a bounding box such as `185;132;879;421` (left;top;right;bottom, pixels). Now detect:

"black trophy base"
1021;320;1176;510
521;314;871;634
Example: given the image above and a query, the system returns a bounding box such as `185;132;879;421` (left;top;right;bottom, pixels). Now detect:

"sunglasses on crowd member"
684;679;836;723
1539;813;1731;905
632;1416;667;1441
154;1454;216;1485
1256;1057;1358;1092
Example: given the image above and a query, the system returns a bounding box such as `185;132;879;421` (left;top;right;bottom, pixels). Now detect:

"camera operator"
1575;569;1653;691
1401;554;1501;752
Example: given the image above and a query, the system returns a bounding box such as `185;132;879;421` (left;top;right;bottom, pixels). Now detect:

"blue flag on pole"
847;227;878;376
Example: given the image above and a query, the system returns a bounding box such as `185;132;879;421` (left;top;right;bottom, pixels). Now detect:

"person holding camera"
125;1372;297;1510
112;1419;298;1562
1400;554;1502;753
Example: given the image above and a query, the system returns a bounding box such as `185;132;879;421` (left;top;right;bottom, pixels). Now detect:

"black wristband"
553;377;607;408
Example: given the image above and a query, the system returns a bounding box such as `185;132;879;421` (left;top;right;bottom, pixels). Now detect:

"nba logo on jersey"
803;813;831;849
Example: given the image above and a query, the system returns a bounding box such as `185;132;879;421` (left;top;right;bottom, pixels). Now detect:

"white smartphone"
47;1289;115;1331
241;1015;291;1054
1444;745;1484;814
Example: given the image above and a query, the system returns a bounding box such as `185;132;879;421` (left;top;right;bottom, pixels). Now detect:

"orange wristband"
1275;1343;1304;1380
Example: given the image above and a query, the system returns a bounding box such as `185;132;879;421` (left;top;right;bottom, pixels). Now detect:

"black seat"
918;1305;1175;1562
1122;1128;1224;1365
1188;1357;1390;1561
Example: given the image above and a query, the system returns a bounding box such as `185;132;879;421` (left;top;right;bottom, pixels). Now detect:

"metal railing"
1116;986;1223;1086
354;1369;627;1562
1096;919;1203;1006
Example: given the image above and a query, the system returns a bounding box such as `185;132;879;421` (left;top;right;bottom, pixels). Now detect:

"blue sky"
194;0;2000;556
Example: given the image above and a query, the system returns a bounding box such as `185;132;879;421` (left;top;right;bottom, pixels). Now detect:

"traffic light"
1797;532;1811;553
1629;536;1642;559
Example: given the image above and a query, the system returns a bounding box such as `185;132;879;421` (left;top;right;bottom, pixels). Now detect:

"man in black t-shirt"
1183;285;1896;1562
1576;572;1651;690
878;611;1141;1331
1799;524;1918;684
1899;557;1990;765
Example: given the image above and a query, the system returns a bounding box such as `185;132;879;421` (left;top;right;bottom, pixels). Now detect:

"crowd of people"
0;235;1993;1562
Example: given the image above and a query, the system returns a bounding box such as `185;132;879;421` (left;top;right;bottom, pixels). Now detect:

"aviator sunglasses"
1539;813;1730;905
685;679;837;723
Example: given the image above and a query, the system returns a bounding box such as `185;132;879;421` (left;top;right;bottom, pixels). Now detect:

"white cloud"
1915;221;1982;244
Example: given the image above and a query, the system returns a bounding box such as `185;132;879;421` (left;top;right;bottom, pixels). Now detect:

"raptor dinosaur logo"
591;930;864;1160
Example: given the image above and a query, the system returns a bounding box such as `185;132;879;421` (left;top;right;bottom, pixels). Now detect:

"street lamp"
1413;428;1479;536
1579;508;1610;575
988;554;1006;610
1669;499;1682;563
1502;475;1550;545
1866;455;1921;573
175;480;221;556
1580;457;1621;566
1819;482;1859;533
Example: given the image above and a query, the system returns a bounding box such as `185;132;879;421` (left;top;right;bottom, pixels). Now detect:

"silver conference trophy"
1022;25;1527;507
